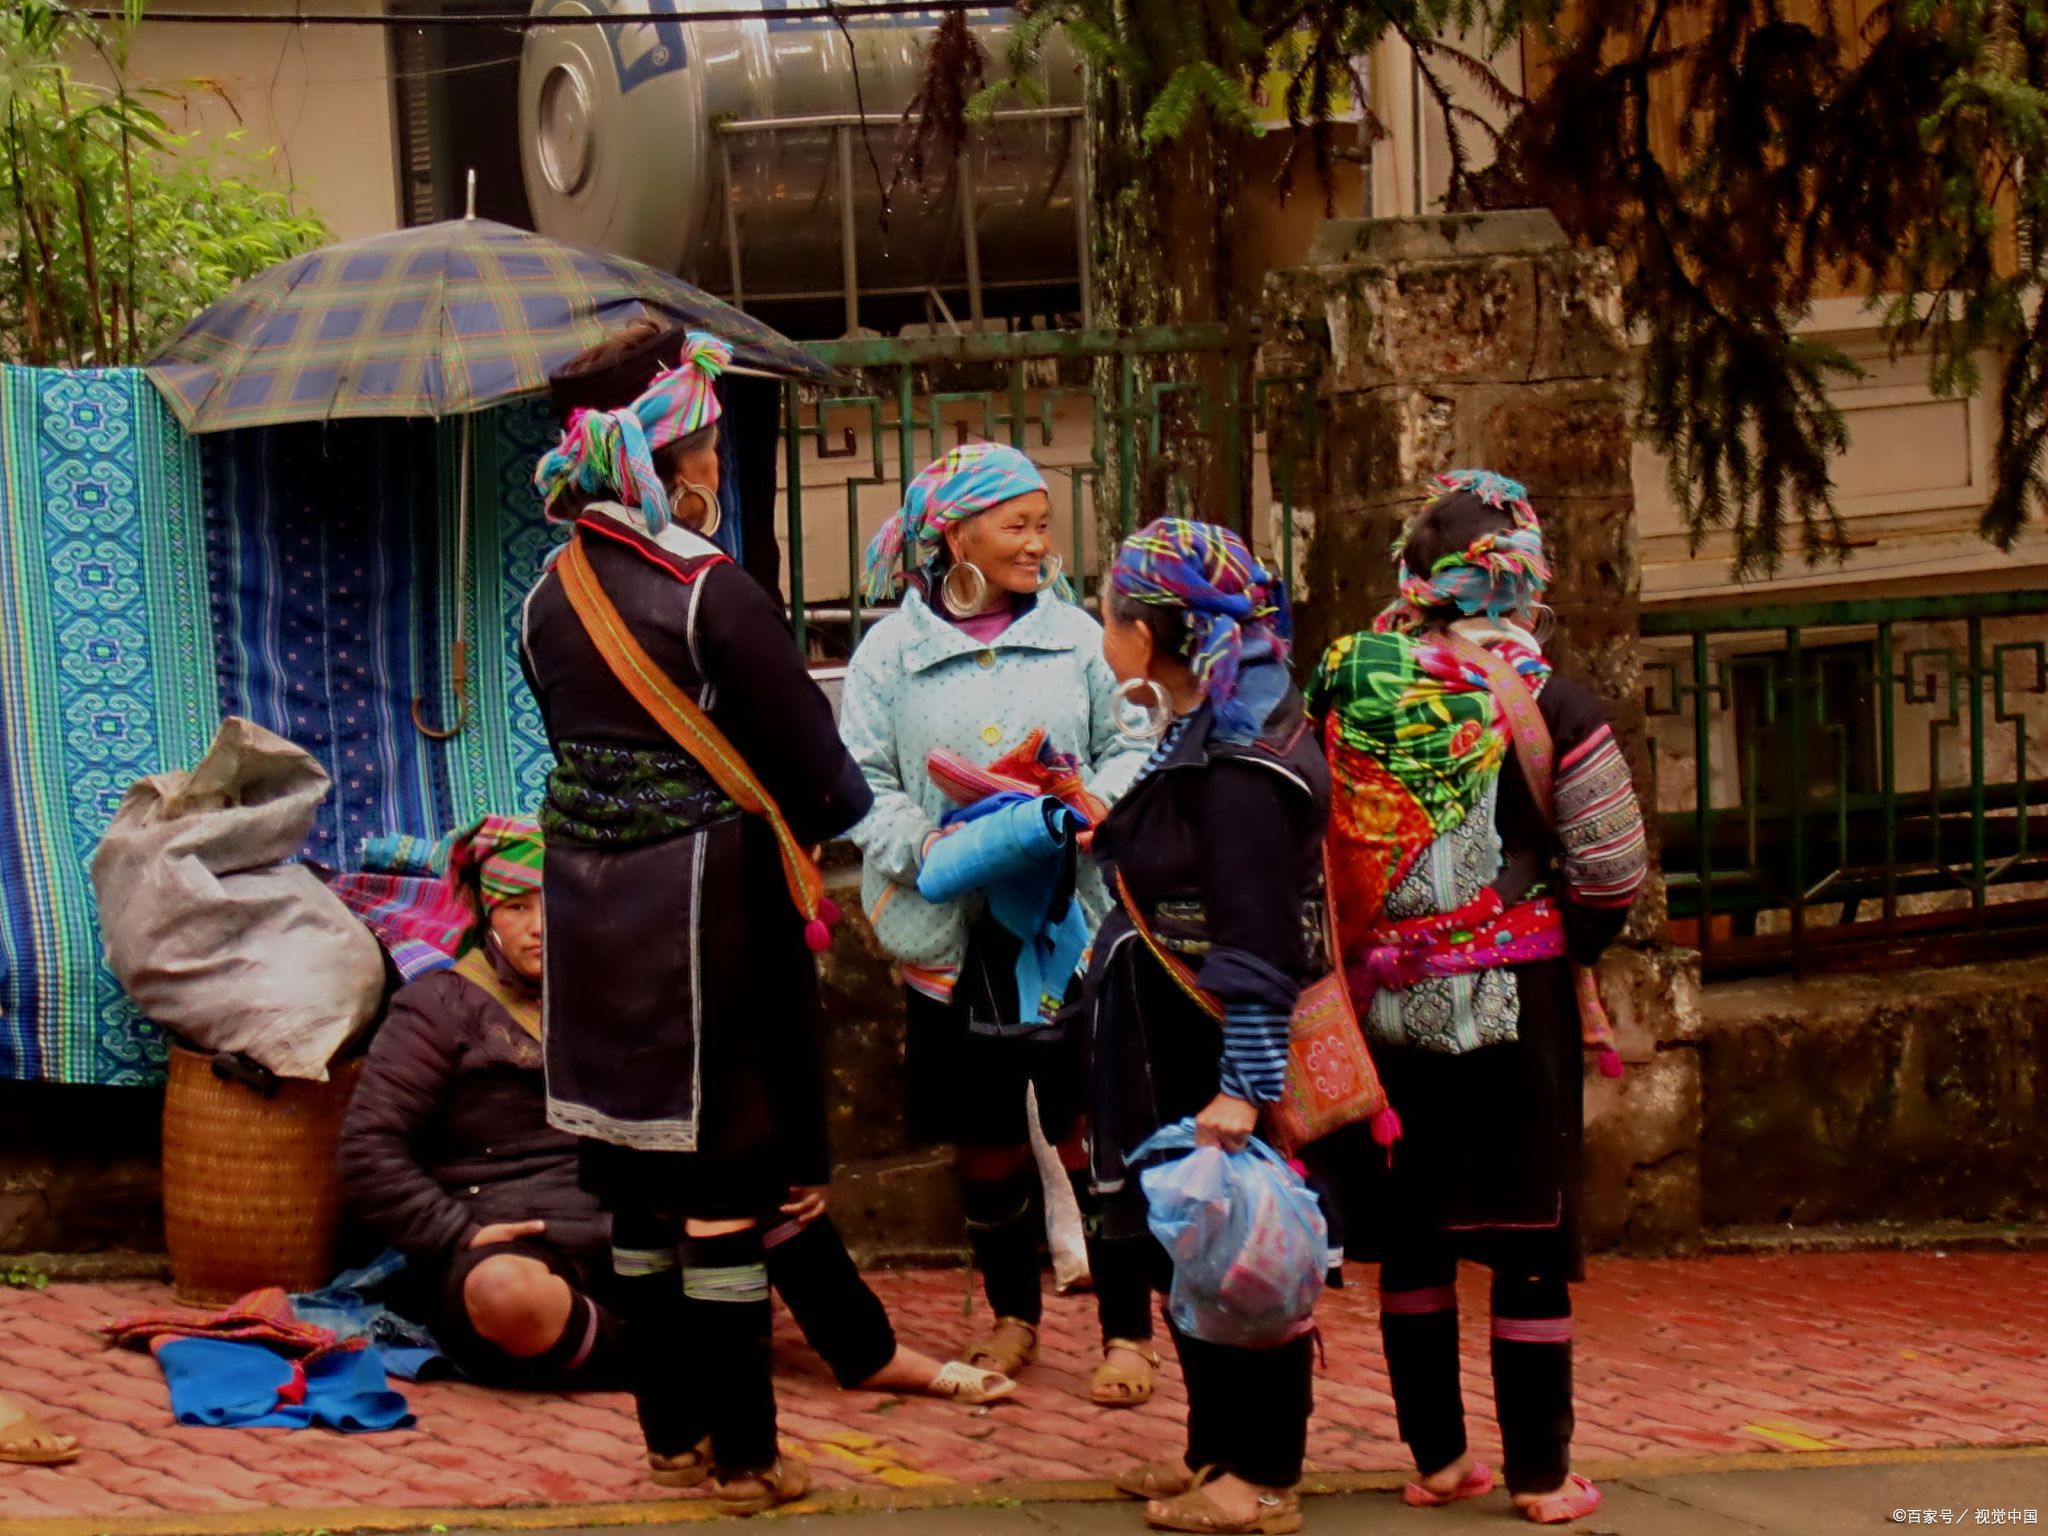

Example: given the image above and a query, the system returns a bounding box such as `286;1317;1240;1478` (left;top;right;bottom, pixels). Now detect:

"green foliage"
1499;0;2048;563
1141;61;1261;148
0;0;328;367
2;1265;51;1289
910;0;2048;568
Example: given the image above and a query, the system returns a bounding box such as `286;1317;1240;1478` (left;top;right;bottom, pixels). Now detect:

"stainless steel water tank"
520;0;1084;306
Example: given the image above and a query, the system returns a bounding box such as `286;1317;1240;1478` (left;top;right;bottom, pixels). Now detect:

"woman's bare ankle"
858;1344;944;1393
1201;1472;1283;1518
1420;1454;1475;1495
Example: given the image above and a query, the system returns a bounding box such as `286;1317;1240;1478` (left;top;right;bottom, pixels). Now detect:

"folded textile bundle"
358;832;457;879
154;1337;414;1432
105;1287;359;1364
107;1286;415;1432
919;793;1087;1028
320;831;470;982
323;871;466;982
927;728;1108;827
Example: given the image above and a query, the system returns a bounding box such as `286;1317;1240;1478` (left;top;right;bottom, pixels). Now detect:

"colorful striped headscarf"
1109;517;1291;736
534;330;732;535
859;442;1052;604
1374;469;1552;634
445;815;544;944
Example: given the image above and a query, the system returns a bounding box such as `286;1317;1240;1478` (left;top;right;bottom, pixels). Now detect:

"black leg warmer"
960;1167;1043;1325
680;1227;778;1476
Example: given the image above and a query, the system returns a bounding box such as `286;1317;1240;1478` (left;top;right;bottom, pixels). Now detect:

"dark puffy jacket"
339;966;607;1266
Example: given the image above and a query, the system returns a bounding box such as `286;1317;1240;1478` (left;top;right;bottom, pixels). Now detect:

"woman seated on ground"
0;1389;78;1466
338;813;1009;1404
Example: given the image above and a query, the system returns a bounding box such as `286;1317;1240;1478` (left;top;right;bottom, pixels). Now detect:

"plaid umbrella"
146;218;825;433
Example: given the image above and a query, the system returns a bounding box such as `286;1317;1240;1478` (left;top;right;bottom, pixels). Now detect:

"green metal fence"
779;324;1316;659
1642;590;2048;977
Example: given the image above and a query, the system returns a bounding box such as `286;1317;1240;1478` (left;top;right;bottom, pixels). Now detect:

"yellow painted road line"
1739;1421;1842;1452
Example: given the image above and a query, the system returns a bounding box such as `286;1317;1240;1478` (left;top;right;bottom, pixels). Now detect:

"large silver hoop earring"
1036;553;1065;592
942;560;989;614
1529;603;1557;647
1113;677;1171;742
672;483;721;538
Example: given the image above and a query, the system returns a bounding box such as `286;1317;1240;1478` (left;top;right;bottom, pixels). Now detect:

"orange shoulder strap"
554;531;838;951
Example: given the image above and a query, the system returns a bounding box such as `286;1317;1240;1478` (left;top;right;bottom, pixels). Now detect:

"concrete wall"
71;0;401;243
1696;957;2048;1229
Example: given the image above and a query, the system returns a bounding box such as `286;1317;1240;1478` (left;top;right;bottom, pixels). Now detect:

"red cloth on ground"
104;1287;362;1365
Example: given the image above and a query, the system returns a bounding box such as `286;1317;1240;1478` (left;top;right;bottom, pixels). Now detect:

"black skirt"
1338;956;1584;1280
544;814;831;1199
903;919;1083;1150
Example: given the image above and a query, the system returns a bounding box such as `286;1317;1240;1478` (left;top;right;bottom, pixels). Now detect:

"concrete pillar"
1260;210;1704;1251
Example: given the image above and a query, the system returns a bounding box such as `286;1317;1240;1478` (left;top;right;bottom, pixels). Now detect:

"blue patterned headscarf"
1374;468;1552;634
860;442;1054;604
533;330;731;535
1109;517;1292;737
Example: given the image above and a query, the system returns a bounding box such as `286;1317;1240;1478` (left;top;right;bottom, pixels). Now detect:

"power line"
79;2;1009;27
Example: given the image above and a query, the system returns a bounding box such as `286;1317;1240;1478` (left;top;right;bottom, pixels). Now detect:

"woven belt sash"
542;741;736;847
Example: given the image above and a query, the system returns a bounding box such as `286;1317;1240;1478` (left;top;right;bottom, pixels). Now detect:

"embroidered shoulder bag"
1113;853;1397;1157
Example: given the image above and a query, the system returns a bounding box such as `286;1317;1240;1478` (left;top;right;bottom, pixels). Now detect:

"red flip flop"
1522;1473;1603;1524
1403;1462;1496;1507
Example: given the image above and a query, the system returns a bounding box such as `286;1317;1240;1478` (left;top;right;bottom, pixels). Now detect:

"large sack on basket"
91;717;384;1080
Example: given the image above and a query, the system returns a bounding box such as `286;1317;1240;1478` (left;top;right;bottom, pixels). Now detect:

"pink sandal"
1403;1462;1496;1507
1521;1473;1602;1525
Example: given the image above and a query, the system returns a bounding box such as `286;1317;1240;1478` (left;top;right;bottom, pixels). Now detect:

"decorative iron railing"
1642;591;2048;976
778;324;1317;659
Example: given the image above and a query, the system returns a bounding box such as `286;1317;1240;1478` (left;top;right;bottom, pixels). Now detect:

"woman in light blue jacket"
840;442;1157;1402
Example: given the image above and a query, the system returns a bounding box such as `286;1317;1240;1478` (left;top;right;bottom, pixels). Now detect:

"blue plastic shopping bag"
1134;1120;1328;1348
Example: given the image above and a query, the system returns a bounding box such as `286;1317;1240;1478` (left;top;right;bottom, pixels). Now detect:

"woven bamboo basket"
160;1043;365;1306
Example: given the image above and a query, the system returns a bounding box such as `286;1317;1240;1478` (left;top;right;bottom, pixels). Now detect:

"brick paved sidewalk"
2;1251;2045;1530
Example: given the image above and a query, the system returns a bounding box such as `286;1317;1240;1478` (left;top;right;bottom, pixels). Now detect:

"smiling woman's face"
946;491;1054;596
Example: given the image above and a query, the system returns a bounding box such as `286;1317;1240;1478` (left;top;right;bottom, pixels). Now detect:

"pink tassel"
1598;1047;1625;1079
818;896;842;926
1371;1106;1403;1170
804;919;832;954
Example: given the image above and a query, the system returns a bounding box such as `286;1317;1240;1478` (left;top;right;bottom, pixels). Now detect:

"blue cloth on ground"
918;793;1088;1028
291;1251;449;1382
155;1337;415;1431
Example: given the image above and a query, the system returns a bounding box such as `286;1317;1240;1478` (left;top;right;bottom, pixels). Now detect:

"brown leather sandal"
1092;1338;1163;1407
646;1438;712;1489
1146;1483;1303;1534
963;1316;1039;1377
0;1402;79;1467
709;1457;812;1517
1117;1459;1206;1500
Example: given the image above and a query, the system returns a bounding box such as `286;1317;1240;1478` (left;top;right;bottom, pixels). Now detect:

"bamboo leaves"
0;0;327;368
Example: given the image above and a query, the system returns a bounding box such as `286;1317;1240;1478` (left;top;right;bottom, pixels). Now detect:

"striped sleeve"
1219;1005;1291;1104
1553;724;1647;909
